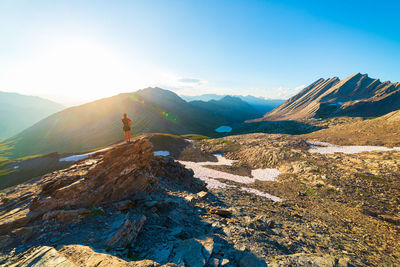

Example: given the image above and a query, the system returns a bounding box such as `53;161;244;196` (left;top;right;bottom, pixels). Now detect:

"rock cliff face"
259;73;400;121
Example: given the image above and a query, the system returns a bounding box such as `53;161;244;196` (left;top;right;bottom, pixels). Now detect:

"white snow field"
59;147;111;162
179;154;282;201
215;126;232;133
154;151;170;156
308;141;400;154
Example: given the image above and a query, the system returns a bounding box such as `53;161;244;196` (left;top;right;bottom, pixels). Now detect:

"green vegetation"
357;173;386;183
149;133;186;147
16;154;43;161
0;160;11;168
181;134;211;140
214;139;241;152
87;207;106;218
0;169;15;176
306;188;316;196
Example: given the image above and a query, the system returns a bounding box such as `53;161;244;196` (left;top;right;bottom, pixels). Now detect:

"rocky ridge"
1;134;399;266
259;73;400;121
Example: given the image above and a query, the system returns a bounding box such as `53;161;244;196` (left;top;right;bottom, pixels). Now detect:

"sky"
0;0;399;106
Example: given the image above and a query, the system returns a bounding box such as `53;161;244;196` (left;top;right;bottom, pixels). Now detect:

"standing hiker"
122;113;132;143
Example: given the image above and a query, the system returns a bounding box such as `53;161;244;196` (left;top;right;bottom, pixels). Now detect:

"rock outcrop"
2;245;163;267
31;139;156;214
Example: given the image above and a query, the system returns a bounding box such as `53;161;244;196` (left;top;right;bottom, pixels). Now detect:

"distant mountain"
0;91;64;139
181;94;284;114
258;73;400;121
181;94;225;102
190;96;262;123
305;110;400;147
0;88;244;159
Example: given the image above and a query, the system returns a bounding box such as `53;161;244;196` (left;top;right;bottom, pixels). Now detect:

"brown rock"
209;208;232;217
42;208;90;223
30;139;157;213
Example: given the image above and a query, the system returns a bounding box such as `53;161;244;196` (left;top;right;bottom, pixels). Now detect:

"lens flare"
130;94;179;122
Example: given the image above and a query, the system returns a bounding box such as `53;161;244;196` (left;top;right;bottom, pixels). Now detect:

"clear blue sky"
0;0;399;105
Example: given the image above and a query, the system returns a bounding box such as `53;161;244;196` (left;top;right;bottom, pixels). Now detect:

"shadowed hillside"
190;96;263;123
0;91;64;139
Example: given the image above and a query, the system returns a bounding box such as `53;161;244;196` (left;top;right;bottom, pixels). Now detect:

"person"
121;113;132;143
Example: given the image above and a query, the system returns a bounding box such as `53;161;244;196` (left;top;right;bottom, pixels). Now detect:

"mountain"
0;91;64;139
181;94;225;102
259;73;400;121
0;88;240;159
181;94;285;114
190;96;262;123
304;109;400;147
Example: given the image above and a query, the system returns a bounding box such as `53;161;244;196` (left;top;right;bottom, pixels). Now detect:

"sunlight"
5;37;174;104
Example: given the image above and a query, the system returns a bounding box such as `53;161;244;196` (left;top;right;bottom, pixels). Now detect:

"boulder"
171;237;215;267
209;208;232;217
235;250;267;267
107;214;146;248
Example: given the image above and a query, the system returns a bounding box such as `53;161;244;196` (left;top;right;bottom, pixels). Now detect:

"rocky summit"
0;134;399;266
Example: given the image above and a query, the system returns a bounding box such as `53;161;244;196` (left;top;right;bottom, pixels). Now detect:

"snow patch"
241;187;282;202
308;141;400;154
154;151;170;156
179;154;282;201
215;126;232;133
59;147;111;162
251;168;281;181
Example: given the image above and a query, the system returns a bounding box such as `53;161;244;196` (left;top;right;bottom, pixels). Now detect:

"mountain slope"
0;91;64;139
259;73;400;121
190;96;262;123
304;110;400;147
0;88;229;159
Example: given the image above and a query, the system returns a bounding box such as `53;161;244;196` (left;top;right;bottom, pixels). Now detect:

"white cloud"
276;84;306;99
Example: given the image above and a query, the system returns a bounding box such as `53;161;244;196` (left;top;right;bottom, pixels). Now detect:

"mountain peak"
260;73;400;121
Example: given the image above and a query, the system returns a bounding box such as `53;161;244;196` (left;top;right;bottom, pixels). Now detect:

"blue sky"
0;0;399;105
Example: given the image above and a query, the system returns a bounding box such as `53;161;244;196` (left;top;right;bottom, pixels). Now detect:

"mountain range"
0;88;259;159
0;91;64;139
258;73;400;121
181;94;285;114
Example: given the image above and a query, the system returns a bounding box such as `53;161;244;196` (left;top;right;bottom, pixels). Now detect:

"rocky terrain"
258;73;400;121
0;134;399;266
305;110;400;147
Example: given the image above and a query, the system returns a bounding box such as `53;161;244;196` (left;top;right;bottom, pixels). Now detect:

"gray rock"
235;250;267;267
171;237;214;267
107;214;146;248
